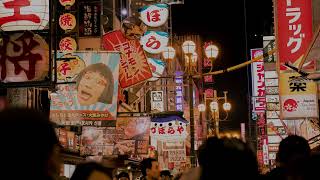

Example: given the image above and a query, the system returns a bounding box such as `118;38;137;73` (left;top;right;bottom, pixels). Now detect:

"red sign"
102;30;152;88
276;0;313;70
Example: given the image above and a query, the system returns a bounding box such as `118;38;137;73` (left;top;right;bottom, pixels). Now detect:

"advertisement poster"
279;73;318;118
79;1;101;37
275;0;313;70
50;52;120;124
116;117;151;155
102;30;152;88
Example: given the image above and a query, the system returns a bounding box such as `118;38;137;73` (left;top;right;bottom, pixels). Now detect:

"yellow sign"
279;73;317;95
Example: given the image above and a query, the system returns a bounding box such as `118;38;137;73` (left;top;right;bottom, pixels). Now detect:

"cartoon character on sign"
140;31;169;54
75;63;114;106
139;4;169;27
283;99;298;112
121;16;147;40
59;13;76;31
0;0;49;31
0;31;49;82
57;54;85;81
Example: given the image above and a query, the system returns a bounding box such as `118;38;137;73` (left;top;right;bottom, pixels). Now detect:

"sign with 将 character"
0;31;49;83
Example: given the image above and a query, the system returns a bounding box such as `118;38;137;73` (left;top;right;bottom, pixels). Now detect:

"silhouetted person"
197;137;260;180
140;158;160;180
160;170;172;180
0;108;61;180
266;135;311;180
117;171;130;180
306;152;320;179
71;162;113;180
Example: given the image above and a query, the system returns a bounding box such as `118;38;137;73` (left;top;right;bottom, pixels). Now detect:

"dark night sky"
171;0;273;131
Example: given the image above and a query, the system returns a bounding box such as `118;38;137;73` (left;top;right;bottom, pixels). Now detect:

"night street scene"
1;0;320;179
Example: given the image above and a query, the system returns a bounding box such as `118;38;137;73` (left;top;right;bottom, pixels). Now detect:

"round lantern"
59;37;77;53
0;31;49;82
147;58;165;81
59;0;75;6
140;31;169;54
59;13;76;31
0;0;49;31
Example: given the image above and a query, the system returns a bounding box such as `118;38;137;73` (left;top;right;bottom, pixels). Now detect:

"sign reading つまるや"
0;31;49;83
139;4;168;27
0;0;49;31
150;116;188;140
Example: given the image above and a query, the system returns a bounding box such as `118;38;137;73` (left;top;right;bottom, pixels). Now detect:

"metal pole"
189;73;196;167
187;53;196;168
213;90;219;137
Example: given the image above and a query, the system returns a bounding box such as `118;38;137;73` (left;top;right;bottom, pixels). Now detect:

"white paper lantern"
59;0;75;7
59;13;76;31
59;37;77;53
0;0;49;31
139;3;168;27
140;31;169;54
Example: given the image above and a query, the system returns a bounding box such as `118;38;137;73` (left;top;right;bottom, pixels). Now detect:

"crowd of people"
1;108;319;180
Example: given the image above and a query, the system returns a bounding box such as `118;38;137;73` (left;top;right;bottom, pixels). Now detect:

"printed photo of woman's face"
77;71;108;106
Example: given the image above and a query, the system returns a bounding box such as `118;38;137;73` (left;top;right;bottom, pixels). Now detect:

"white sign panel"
140;31;169;54
0;0;49;31
139;3;169;27
151;91;164;112
251;49;265;98
281;95;318;118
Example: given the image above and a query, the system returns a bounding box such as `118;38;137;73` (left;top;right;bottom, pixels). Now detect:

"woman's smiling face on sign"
77;71;107;106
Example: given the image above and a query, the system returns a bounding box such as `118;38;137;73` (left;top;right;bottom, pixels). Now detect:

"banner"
275;0;313;70
50;52;120;124
79;1;101;37
279;73;318;118
175;72;184;111
251;49;266;113
102;30;152;88
151;91;164;112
